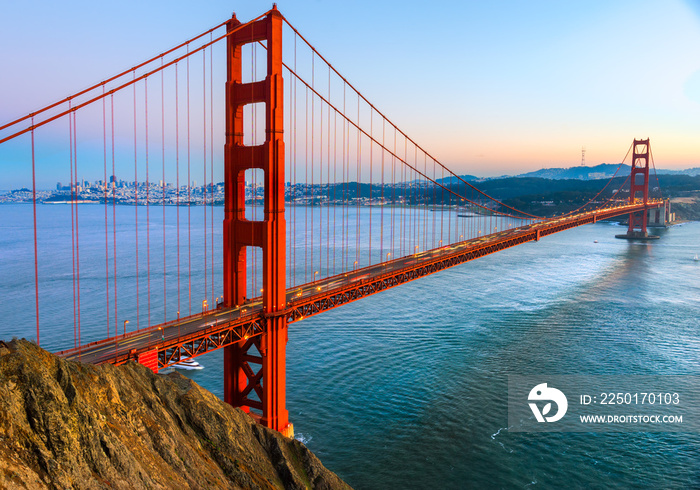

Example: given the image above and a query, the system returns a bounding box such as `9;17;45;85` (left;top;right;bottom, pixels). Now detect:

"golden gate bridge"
0;7;665;437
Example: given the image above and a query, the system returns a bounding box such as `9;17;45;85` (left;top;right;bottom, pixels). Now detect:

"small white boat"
593;240;598;243
694;254;699;262
173;358;204;370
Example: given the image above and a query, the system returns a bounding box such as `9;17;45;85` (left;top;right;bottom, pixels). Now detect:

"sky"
1;0;699;188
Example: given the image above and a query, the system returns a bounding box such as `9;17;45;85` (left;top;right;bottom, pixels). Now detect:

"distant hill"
515;164;700;180
516;163;630;180
656;167;700;177
436;174;479;185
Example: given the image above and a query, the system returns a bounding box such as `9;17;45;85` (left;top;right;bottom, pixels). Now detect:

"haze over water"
1;204;698;488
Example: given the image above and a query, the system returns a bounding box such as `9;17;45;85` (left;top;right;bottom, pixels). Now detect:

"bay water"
1;203;698;488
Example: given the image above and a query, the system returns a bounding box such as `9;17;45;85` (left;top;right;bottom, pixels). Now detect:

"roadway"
59;200;663;368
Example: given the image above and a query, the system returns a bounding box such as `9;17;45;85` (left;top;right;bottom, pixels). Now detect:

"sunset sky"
1;0;699;187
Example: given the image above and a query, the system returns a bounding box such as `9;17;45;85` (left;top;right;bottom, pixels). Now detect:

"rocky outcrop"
0;339;350;490
671;198;700;221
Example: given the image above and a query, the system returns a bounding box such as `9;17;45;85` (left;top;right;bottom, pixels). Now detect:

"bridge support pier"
616;138;659;240
222;7;292;437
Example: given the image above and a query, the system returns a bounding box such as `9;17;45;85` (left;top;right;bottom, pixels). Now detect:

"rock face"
671;198;700;221
0;339;351;490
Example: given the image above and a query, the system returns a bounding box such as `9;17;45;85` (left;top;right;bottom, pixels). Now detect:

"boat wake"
491;426;514;453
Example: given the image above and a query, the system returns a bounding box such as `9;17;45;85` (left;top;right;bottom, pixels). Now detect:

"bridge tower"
222;7;292;437
617;138;657;239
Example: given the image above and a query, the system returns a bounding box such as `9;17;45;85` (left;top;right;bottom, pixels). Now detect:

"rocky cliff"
671;197;700;221
0;339;351;490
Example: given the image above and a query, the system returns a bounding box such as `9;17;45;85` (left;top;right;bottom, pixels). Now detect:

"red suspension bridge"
0;7;666;437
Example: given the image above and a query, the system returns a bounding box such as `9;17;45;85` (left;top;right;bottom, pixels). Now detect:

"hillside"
515;164;700;180
670;197;700;221
482;175;700;218
0;339;351;490
516;163;630;180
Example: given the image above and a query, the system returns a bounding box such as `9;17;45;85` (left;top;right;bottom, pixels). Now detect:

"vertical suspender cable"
310;53;315;281
415;147;419;252
423;154;428;251
348;95;352;268
356;94;360;267
73;112;82;350
380;119;385;261
318;65;323;278
405;142;409;255
285;63;291;287
414;148;419;251
203;50;208;305
431;157;435;248
69;103;77;348
391;129;396;258
413;147;417;252
429;156;433;248
321;81;326;277
102;91;111;339
31;119;40;346
133;72;140;332
465;183;469;239
408;145;412;252
209;37;215;305
401;138;405;256
330;66;336;276
305;85;309;283
433;158;437;248
408;147;412;252
175;63;181;319
145;79;151;331
342;84;346;270
442;162;446;245
161;59;167;323
187;47;192;315
292;34;297;287
400;138;404;253
327;68;331;277
368;109;372;266
111;95;118;338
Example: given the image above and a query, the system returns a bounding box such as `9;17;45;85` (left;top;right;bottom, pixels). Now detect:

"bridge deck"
58;201;663;369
